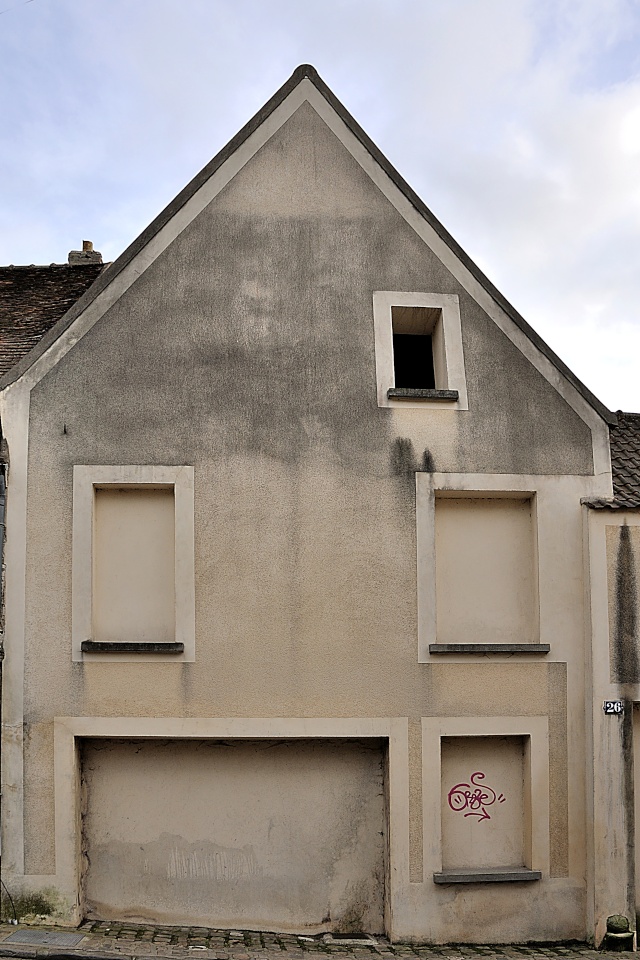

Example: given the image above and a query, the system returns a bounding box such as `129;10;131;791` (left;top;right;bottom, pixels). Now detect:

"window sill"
387;388;459;401
433;868;542;884
80;641;185;654
429;644;550;655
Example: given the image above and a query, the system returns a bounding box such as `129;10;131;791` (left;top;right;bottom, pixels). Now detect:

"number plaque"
603;700;624;715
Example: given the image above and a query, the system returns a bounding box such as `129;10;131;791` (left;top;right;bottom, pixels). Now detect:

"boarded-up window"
435;496;536;645
441;736;527;870
81;738;386;931
92;488;175;643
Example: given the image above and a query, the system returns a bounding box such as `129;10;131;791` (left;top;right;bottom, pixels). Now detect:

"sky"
2;0;640;411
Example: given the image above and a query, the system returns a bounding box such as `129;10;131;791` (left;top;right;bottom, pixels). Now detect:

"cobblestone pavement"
0;922;621;960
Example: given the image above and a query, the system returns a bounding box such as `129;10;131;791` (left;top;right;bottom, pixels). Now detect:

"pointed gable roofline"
0;64;617;425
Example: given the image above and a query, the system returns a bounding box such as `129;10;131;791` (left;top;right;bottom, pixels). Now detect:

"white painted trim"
3;80;611;486
373;291;467;410
416;472;604;662
416;474;437;662
422;716;550;878
53;716;409;933
72;465;195;662
0;384;29;875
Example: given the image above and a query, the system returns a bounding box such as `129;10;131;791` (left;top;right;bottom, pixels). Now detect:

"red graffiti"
447;772;505;822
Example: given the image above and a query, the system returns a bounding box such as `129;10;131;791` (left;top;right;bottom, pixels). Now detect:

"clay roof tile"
0;263;104;377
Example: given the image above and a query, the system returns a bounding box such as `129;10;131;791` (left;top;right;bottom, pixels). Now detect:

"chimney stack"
68;240;103;265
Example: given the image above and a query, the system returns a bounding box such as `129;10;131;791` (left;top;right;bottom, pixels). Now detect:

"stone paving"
0;922;623;960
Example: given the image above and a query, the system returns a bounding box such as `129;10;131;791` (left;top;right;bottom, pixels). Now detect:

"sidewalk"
0;922;616;960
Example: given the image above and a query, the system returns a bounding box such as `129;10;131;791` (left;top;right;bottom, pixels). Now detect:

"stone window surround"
71;465;195;662
416;473;549;661
373;291;468;410
422;716;550;883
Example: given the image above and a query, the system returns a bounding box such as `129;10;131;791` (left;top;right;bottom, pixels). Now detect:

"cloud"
1;0;640;406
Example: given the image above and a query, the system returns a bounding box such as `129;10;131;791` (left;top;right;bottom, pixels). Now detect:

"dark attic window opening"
392;333;435;389
389;304;453;399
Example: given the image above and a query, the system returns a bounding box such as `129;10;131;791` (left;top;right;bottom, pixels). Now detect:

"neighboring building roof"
585;412;640;509
609;411;640;507
0;263;104;378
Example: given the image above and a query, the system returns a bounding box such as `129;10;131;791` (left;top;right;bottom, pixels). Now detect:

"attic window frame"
373;292;468;409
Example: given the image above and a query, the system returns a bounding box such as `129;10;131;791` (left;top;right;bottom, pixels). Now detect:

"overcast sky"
2;0;640;411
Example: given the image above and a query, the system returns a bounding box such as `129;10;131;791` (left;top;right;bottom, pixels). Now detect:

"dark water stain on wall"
390;438;417;479
390;440;435;478
620;697;636;923
421;448;435;473
612;525;640;683
390;438;419;517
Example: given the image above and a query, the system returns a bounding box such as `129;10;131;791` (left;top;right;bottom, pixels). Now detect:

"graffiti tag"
447;772;505;822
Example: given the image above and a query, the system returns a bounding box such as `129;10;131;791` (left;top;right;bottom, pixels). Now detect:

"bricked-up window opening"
438;735;532;875
72;465;195;660
93;487;175;644
391;305;440;389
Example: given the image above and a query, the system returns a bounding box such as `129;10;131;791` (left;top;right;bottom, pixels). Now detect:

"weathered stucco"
440;736;526;870
81;739;386;933
607;523;640;683
2;94;601;940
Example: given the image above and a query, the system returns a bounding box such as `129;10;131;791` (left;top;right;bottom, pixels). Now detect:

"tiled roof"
586;411;640;509
0;263;104;378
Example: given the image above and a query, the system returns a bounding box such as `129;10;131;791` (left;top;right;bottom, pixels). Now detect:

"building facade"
0;65;636;945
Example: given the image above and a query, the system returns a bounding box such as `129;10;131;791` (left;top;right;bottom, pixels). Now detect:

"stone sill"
429;644;550;655
80;641;185;654
387;388;459;401
433;868;542;884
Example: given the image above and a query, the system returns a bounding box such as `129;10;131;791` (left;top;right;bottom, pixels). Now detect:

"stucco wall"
10;99;597;938
81;738;386;933
588;510;640;944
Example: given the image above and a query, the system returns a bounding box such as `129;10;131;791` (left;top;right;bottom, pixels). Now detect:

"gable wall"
13;100;598;938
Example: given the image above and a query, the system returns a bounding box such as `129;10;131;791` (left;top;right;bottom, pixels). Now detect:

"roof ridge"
0;263;99;270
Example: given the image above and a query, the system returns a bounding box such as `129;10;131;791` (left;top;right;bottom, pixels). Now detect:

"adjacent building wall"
587;510;640;945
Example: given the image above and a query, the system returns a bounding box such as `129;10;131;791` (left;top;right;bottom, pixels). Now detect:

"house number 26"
603;701;624;715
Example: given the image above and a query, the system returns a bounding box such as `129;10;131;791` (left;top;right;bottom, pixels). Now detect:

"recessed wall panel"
441;736;526;870
81;738;386;932
92;487;175;643
435;497;535;645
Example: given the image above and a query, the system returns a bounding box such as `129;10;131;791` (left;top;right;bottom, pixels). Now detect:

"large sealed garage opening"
80;738;387;934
